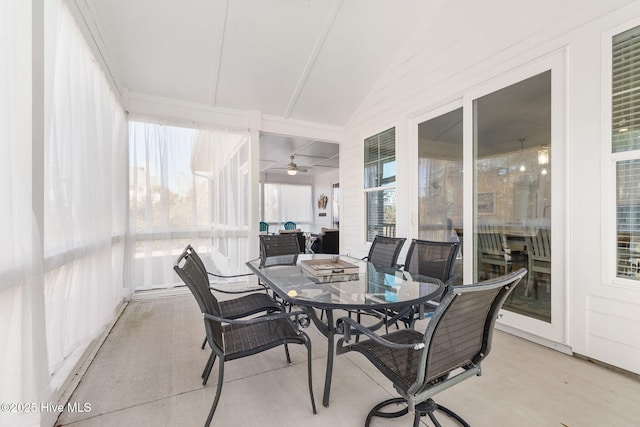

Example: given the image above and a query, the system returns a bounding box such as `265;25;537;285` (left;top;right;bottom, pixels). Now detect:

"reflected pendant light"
538;146;549;165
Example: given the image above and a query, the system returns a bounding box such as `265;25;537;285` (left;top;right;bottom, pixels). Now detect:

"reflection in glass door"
418;108;464;284
332;182;340;228
473;71;552;323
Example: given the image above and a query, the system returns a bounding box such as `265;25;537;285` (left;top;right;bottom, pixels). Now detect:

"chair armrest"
202;310;310;329
336;316;425;354
205;271;265;294
208;285;267;295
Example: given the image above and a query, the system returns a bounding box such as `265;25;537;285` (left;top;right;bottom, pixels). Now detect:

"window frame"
363;126;397;242
603;18;640;288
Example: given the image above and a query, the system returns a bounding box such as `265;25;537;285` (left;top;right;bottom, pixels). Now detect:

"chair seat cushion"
351;329;424;392
218;293;281;319
223;318;306;360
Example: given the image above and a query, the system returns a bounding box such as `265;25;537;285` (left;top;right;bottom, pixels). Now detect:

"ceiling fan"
285;155;308;175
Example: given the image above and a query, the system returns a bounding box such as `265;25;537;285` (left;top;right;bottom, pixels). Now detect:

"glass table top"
246;254;443;310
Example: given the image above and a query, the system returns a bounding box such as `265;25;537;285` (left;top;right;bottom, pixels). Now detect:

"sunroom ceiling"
86;0;429;127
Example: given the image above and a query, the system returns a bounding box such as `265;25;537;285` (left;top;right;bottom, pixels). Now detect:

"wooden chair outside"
477;223;514;278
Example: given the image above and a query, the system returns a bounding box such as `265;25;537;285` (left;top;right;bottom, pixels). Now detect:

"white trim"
496;322;572;355
126;92;345;143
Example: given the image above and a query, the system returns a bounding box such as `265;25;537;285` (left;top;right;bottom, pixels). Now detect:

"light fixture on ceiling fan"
286;155;308;175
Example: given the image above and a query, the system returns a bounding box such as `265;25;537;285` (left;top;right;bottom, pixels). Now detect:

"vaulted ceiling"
86;0;429;128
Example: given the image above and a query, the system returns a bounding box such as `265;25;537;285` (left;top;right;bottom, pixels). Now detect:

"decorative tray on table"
300;258;360;283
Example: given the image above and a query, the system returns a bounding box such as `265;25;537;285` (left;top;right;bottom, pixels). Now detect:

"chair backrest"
183;244;210;275
321;230;339;254
174;247;224;351
526;228;551;261
259;233;300;267
259;221;269;233
403;239;460;284
413;269;527;392
283;221;297;230
367;236;406;268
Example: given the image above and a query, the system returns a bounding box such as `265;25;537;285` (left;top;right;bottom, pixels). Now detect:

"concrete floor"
55;292;640;427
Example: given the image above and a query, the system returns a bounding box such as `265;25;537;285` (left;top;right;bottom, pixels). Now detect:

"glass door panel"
473;71;552;323
418;108;464;284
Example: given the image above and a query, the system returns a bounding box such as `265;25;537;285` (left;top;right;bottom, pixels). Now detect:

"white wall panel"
341;0;640;373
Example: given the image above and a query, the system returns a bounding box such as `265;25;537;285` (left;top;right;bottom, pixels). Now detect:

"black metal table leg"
323;309;335;407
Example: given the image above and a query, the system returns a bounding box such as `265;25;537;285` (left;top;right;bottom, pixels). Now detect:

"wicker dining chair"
283;221;297;230
352;236;406;332
182;245;283;350
364;235;407;268
174;249;316;426
336;268;527;426
259;233;300;267
393;239;461;327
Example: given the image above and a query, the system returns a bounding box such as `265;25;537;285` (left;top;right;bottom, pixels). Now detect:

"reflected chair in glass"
259;221;270;234
174;250;316;426
177;246;286;375
477;223;521;279
363;235;407;268
336;268;527;427
397;239;461;327
283;221;297;230
524;228;551;298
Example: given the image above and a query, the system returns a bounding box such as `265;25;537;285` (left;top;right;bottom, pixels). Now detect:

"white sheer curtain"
129;122;250;289
44;0;127;387
263;183;313;227
0;2;48;427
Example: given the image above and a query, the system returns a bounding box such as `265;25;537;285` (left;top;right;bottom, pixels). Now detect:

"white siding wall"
340;0;640;374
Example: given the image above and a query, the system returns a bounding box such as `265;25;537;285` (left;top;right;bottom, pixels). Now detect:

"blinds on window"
364;127;395;188
364;127;396;241
613;26;640;152
366;189;397;241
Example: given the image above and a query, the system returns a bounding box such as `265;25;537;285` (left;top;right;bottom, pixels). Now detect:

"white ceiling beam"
283;0;343;118
209;0;229;106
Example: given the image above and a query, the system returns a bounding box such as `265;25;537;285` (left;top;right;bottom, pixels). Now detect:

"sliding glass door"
417;107;464;284
413;51;566;345
468;53;566;344
473;71;552;323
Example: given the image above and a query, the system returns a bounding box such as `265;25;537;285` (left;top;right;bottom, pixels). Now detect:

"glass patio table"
246;253;443;407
